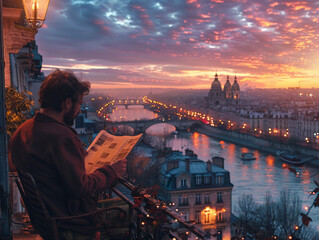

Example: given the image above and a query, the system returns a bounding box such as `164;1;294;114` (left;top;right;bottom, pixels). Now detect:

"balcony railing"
114;178;206;239
12;175;206;240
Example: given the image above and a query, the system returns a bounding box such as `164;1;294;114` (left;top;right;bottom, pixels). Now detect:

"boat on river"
276;151;308;165
241;153;256;161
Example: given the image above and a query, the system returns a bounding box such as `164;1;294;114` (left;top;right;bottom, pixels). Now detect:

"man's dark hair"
39;69;90;111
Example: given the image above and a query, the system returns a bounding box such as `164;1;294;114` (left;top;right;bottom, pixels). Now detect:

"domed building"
224;76;232;99
231;76;240;100
207;74;240;107
208;73;223;106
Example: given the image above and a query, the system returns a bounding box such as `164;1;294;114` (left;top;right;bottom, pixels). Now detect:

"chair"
15;169;126;240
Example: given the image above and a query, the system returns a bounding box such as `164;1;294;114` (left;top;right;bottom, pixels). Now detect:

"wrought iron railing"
112;178;206;240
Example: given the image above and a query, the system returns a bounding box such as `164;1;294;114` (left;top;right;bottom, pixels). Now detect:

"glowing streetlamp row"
93;97;319;145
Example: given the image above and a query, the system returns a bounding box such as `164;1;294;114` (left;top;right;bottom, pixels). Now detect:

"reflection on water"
146;123;175;136
109;105;159;121
166;132;319;228
111;106;319;229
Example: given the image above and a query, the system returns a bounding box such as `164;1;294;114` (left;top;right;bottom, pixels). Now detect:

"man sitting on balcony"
8;69;127;239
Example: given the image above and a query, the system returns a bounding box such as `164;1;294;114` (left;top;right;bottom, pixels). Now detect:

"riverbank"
193;125;319;168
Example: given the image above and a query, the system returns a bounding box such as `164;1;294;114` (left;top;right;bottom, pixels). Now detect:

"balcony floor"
13;233;41;240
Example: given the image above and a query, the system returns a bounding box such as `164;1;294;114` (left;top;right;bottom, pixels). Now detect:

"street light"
21;0;50;29
0;0;49;238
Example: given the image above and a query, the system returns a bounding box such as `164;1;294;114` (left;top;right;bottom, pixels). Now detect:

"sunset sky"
36;0;319;90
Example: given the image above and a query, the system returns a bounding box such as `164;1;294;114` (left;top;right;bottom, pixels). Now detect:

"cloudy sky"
36;0;319;90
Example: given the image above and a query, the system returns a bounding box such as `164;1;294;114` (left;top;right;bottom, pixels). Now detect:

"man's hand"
110;159;127;178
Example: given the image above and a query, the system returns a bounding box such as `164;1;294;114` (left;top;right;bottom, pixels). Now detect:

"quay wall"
193;125;319;167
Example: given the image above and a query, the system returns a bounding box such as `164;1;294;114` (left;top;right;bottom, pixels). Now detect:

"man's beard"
63;104;77;126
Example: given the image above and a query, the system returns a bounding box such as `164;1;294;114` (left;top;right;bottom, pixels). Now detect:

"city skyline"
36;0;319;90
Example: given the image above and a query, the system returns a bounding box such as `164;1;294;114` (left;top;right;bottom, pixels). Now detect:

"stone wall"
196;125;319;161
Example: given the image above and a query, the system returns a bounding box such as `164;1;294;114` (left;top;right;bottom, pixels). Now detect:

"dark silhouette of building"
207;74;240;108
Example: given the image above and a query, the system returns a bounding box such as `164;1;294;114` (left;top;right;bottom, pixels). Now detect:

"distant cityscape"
3;1;319;239
78;79;319;239
147;76;319;145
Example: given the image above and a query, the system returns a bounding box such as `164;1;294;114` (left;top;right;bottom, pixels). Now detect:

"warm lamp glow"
22;0;50;28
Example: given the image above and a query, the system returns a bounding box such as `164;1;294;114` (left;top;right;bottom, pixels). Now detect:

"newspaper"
85;130;142;173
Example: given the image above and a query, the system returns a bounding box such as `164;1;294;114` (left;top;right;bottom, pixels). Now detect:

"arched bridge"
106;117;201;134
113;99;145;109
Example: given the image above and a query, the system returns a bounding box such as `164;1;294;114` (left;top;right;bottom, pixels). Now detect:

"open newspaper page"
85;130;142;174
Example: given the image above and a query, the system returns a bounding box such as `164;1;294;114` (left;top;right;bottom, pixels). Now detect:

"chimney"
212;157;224;169
206;160;212;172
185;148;198;160
185;158;190;172
185;148;193;156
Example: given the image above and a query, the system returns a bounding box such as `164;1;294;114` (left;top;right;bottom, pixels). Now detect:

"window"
204;176;210;184
216;175;224;185
204;210;210;223
195;211;201;224
179;194;188;206
204;194;210;204
217;192;223;203
195;193;201;205
196;176;202;185
216;212;224;223
183;195;189;206
180;179;187;188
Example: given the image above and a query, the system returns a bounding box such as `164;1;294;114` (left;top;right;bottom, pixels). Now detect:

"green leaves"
5;87;33;136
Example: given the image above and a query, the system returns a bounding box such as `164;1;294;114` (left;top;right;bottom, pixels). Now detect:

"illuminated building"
207;74;240;108
158;148;233;239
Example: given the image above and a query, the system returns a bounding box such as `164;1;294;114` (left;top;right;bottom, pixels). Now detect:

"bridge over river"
106;117;200;134
112;99;146;109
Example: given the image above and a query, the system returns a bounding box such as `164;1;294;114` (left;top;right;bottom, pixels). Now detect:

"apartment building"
158;149;233;239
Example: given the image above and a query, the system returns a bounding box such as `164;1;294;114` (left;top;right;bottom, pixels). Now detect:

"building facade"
208;74;240;108
3;1;44;217
158;148;233;239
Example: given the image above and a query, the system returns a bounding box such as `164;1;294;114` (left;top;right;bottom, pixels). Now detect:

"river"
109;105;319;231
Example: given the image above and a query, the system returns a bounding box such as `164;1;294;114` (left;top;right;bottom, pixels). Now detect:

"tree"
255;193;277;238
276;190;301;239
5;87;33;136
236;194;257;236
126;147;147;183
235;191;316;240
143;134;169;150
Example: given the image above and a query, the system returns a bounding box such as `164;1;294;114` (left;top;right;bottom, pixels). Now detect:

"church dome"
231;76;240;91
211;73;222;91
224;76;231;91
